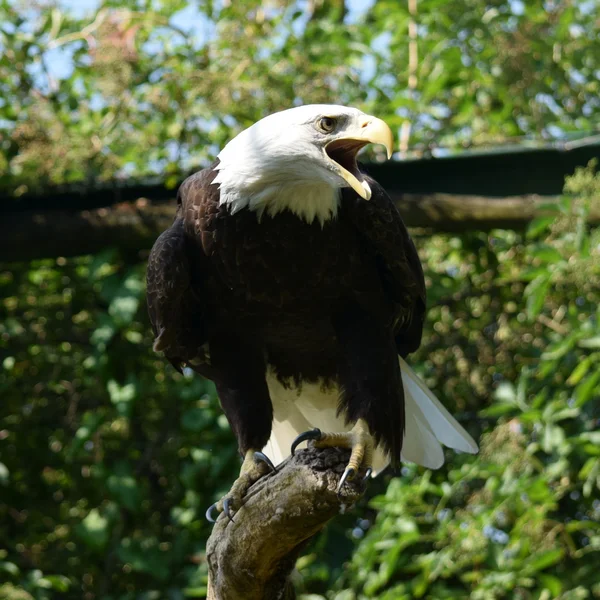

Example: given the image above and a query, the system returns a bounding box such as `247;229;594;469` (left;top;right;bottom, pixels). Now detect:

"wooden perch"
206;446;365;600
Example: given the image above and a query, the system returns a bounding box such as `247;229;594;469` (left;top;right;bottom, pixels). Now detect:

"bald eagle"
147;105;478;520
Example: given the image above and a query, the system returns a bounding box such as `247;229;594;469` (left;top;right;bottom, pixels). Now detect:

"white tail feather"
399;357;479;455
263;359;478;474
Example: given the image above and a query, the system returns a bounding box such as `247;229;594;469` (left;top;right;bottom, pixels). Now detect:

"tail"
263;358;478;474
398;357;478;469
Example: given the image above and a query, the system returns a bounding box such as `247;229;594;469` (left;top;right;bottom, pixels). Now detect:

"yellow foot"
291;419;374;494
205;450;276;523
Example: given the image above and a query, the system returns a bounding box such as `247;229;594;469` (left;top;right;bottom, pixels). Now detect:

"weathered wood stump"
206;446;365;600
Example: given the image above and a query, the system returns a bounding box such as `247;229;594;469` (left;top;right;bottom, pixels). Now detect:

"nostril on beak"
360;120;371;128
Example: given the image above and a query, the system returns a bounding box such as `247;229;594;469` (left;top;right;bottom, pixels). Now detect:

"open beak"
324;116;393;200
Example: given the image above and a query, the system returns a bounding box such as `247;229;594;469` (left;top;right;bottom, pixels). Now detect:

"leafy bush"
1;166;599;599
0;250;239;599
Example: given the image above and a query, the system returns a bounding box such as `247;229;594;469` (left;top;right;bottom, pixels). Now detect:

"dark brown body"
147;163;425;465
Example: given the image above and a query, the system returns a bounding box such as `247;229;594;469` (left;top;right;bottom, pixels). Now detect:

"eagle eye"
317;116;337;133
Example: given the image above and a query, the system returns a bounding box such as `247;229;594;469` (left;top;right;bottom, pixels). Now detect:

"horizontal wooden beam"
394;192;554;231
1;199;175;262
0;193;581;263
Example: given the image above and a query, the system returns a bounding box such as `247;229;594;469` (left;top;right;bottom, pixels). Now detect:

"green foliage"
2;166;599;598
1;1;600;597
0;251;239;599
1;0;598;192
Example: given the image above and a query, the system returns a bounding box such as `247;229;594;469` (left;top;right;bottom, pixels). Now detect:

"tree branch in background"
206;447;365;600
399;0;418;157
2;193;585;262
0;199;174;262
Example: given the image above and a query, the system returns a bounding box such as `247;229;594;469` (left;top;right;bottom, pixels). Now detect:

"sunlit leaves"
76;509;110;552
2;0;599;192
106;462;142;512
524;273;551;320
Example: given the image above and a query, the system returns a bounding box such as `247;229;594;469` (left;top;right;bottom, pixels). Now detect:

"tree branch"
0;199;174;262
2;193;588;262
206;446;365;600
399;0;418;157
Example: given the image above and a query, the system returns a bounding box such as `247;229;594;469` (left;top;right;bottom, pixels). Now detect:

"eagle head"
212;105;394;225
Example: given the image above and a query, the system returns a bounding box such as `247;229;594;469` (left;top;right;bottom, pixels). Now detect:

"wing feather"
342;176;425;354
146;166;218;372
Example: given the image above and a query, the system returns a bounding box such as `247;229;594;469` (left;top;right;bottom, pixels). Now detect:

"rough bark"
206;446;365;600
3;192;593;262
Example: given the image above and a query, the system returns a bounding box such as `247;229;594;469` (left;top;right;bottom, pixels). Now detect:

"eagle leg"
205;449;275;523
290;419;374;495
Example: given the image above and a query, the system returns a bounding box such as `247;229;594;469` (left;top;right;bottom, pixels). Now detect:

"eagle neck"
213;166;341;226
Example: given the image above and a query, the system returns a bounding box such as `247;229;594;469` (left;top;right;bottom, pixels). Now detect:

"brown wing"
342;176;426;357
146;168;216;373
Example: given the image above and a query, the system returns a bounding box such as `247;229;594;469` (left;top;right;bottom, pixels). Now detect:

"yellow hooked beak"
324;116;394;200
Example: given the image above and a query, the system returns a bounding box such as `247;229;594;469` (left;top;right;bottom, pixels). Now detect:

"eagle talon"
254;451;277;473
363;467;373;482
337;466;356;495
222;497;235;522
205;448;271;524
298;419;375;496
291;428;322;456
205;502;219;523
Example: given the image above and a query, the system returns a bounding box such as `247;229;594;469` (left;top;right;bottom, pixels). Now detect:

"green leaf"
578;457;599;480
541;333;579;361
525;549;564;573
539;574;562;597
526;216;556;239
36;576;71;592
494;382;516;403
107;464;141;512
574;370;600;407
529;243;563;264
480;402;516;417
543;424;565;452
90;312;117;349
524;273;551;320
183;588;209;597
566;357;592;385
76;509;110;551
107;378;137;416
108;295;139;326
0;462;8;486
0;561;20;577
578;336;600;349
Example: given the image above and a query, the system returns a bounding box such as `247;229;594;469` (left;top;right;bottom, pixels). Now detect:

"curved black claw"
222;497;235;523
253;451;277;473
337;467;356;495
291;428;322;456
205;503;218;523
362;467;373;483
